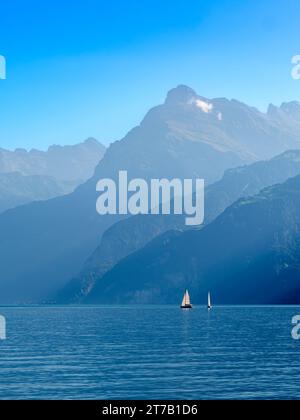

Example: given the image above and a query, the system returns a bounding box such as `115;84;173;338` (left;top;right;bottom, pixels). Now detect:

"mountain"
0;172;67;214
1;86;300;303
0;138;106;190
204;149;300;223
58;149;300;303
268;101;300;127
55;213;186;303
165;91;300;162
0;138;106;214
86;175;300;305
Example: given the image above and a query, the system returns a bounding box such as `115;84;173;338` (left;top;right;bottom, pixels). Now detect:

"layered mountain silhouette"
57;150;300;303
0;138;106;214
0;138;106;191
86;174;300;305
0;172;66;214
54;150;300;303
1;85;300;303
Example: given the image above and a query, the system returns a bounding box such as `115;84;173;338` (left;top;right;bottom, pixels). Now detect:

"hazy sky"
0;0;300;150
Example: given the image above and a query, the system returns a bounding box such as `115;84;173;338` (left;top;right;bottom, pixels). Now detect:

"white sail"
182;290;191;307
208;292;212;308
185;290;191;306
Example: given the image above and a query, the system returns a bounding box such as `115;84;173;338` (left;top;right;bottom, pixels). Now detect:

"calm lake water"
0;306;300;400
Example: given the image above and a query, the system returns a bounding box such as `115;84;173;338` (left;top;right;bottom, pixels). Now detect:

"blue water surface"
0;306;299;400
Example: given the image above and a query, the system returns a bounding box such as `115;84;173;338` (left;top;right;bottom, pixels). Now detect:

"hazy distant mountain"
268;101;300;127
0;138;106;188
0;172;67;214
204;149;300;223
86;175;300;305
58;149;300;304
1;86;300;303
55;213;185;303
0;138;106;214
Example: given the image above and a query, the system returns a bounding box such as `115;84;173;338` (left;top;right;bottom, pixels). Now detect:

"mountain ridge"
0;138;106;185
85;174;300;305
1;85;300;303
57;149;300;304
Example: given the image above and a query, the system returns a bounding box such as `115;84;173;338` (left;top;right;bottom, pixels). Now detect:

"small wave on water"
0;305;300;400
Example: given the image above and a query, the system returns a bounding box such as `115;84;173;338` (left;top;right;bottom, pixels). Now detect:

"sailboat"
208;292;212;310
181;289;192;309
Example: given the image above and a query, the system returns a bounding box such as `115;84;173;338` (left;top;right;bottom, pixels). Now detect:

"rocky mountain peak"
165;85;198;105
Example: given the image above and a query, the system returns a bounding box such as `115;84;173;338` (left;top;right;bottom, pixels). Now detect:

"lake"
0;306;300;400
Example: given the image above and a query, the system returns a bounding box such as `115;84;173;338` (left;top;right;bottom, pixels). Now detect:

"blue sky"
0;0;300;150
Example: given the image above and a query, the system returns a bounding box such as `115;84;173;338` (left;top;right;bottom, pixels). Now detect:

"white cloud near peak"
194;99;214;113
